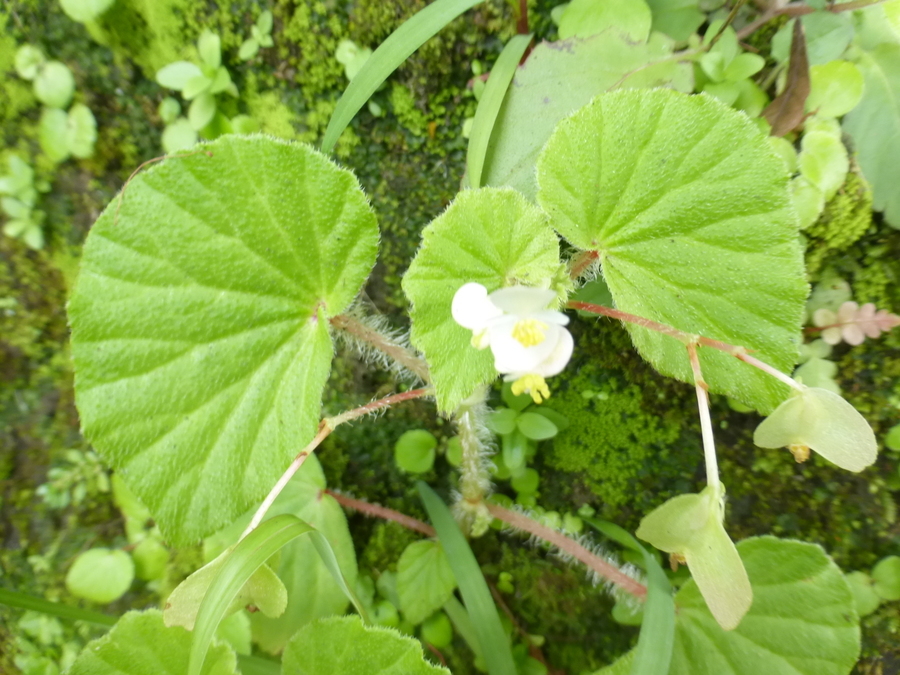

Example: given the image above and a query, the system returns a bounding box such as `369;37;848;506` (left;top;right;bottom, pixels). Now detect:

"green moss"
545;365;681;508
806;171;873;274
243;73;297;139
359;521;419;573
390;83;429;138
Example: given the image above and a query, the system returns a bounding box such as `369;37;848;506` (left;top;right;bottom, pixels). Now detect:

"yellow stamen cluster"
511;374;551;404
511;319;548;348
788;443;810;463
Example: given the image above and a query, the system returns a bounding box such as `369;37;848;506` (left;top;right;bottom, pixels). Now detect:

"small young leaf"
283;615;449;674
486;408;518;435
871;556;900;601
257;10;273;35
39;108;70;163
844;571;880;616
69;610;236;675
239;39;259;61
515;411;557;440
394;430;438;474
66;548;135;604
156;61;203;90
60;0;115;23
807;61;864;119
197;31;221;70
771;14;854;66
67;104;97;159
799;130;848;200
132;537;169;581
188;92;217;130
161;118;198;153
396;541;457;624
402;188;561;412
14;45;45;80
645;0;704;42
34;60;75;109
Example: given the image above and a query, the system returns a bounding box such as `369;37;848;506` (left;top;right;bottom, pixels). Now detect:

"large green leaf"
396;540;457;625
69;610;235;675
68;135;378;544
670;537;859;674
843;44;900;229
479;33;692;200
402;188;561;412
204;455;359;654
537;90;806;412
595;537;859;674
282;615;449;674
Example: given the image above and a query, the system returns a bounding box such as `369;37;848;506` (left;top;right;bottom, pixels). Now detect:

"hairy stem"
457;402;491;504
569;250;599;280
330;313;430;382
325;489;436;536
487;503;648;599
569;300;799;390
240;388;431;540
687;343;719;491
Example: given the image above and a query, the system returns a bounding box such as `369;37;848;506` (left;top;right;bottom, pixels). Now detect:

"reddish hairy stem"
569;250;600;280
327;388;431;427
330;314;430;382
324;489;436;537
486;503;648;600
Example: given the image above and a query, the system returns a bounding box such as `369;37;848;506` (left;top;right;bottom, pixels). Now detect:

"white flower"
451;282;573;403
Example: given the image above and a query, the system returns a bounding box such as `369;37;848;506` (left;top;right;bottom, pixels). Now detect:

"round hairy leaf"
66;548;134;604
394;429;438;474
402;187;561;412
396;540;457;625
670;536;859;674
283;615;449;674
537;90;806;413
69;610;236;675
68;135;378;544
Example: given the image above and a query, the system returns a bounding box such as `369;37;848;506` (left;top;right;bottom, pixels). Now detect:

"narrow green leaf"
466;34;532;189
0;587;117;627
189;514;366;675
283;615;449;674
442;596;483;659
536;89;806;413
587;519;674;675
68;136;379;544
417;483;516;675
402;187;561;412
321;0;484;153
202;455;361;654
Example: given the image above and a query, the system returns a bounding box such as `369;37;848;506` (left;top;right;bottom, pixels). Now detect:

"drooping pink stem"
325;489;436;537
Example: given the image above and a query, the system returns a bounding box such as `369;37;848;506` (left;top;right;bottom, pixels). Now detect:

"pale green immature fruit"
636;485;752;631
753;386;877;472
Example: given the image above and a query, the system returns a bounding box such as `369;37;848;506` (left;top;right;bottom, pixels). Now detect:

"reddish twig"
569;250;599;280
486;503;648;600
324;489;436;537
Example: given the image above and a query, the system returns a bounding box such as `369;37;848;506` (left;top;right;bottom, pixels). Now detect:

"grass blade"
587;518;675;675
443;596;483;659
0;587;117;627
417;483;516;675
466;33;531;189
189;514;366;675
321;0;484;153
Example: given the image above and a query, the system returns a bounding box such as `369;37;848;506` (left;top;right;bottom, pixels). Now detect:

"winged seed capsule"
451;282;573;404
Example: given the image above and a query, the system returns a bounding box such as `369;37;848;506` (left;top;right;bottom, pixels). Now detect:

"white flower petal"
452;282;502;331
531;309;570;326
531;326;573;377
489;286;556;314
489;323;559;374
